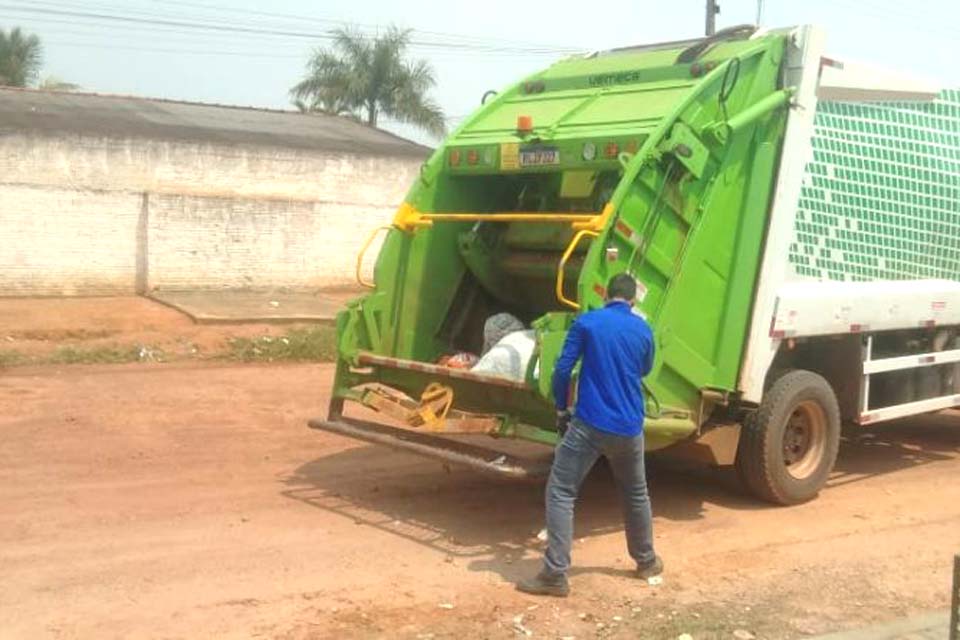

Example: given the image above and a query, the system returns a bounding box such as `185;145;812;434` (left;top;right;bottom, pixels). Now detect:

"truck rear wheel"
736;370;840;505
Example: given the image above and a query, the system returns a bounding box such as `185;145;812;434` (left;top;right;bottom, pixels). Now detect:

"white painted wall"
0;133;425;296
147;195;395;289
0;184;141;296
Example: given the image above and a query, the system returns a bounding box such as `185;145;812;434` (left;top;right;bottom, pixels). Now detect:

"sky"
2;0;958;145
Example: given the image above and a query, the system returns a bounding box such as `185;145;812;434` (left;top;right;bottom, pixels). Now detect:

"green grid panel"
788;89;960;282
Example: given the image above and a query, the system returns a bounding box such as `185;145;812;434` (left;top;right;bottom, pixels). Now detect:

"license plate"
519;147;559;166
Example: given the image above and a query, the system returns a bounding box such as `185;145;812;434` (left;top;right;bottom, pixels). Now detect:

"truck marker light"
517;115;533;133
467;149;479;165
604;142;619;158
615;219;640;246
449;150;461;166
582;142;597;161
690;62;703;77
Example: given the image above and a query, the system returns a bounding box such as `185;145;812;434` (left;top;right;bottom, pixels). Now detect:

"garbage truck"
309;24;960;504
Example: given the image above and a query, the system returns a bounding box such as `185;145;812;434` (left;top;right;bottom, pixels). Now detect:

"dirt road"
2;362;959;639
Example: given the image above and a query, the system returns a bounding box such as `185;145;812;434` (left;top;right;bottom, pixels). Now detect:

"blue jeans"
543;418;656;576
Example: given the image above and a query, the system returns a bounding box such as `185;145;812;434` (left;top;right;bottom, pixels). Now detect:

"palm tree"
291;27;446;138
0;27;43;88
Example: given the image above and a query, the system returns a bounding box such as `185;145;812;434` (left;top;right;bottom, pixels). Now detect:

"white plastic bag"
471;329;536;381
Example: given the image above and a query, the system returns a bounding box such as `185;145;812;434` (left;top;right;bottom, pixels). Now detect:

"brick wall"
0;133;425;295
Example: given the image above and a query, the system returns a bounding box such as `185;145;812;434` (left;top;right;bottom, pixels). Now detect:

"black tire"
735;370;841;505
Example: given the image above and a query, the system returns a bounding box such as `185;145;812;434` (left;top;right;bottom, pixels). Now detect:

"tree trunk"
367;100;377;127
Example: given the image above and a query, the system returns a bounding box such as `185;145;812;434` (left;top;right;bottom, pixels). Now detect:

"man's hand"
556;410;572;437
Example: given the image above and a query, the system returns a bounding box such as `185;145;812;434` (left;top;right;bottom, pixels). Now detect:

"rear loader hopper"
310;25;960;504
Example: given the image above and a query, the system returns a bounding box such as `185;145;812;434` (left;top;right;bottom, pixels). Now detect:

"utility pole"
705;0;719;36
755;0;764;25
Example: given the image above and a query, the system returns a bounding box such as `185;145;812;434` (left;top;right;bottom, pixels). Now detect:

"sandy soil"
0;297;320;361
1;361;959;639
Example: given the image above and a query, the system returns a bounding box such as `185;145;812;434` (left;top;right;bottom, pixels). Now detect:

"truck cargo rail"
356;352;530;390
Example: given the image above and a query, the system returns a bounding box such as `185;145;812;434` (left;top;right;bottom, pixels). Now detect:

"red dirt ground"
2;360;959;639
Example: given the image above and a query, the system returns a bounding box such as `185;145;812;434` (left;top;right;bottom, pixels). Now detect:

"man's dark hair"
607;273;637;301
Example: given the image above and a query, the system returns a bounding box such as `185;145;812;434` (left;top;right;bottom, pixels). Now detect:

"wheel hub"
781;400;828;480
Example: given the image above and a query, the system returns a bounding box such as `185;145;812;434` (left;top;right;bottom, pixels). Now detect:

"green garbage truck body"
311;25;960;504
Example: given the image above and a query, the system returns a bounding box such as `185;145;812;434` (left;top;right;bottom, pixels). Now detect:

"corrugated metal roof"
0;87;432;157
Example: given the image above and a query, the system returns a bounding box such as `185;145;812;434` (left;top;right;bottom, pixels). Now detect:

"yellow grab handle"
355;225;393;289
555;229;599;310
392;202;613;233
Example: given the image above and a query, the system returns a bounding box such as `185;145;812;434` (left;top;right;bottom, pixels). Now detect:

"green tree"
0;27;43;88
291;27;446;138
38;75;80;92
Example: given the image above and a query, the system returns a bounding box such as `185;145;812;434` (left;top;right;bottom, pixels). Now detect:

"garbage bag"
437;352;480;369
472;329;536;381
482;313;524;355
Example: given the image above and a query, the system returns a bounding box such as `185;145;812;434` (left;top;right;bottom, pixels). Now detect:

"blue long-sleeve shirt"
552;300;655;437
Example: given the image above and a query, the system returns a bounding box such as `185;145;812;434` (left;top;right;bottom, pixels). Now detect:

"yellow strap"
412;383;454;429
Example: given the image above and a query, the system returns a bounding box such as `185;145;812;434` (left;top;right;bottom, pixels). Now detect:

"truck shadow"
831;411;960;487
280;444;757;582
280;411;958;582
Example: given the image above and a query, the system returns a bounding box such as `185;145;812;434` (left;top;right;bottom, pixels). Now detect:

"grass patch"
2;345;154;367
225;325;337;363
46;344;163;365
10;328;119;341
0;349;24;367
0;328;336;368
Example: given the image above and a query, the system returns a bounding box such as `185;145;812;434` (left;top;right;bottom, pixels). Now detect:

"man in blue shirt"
517;273;662;597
